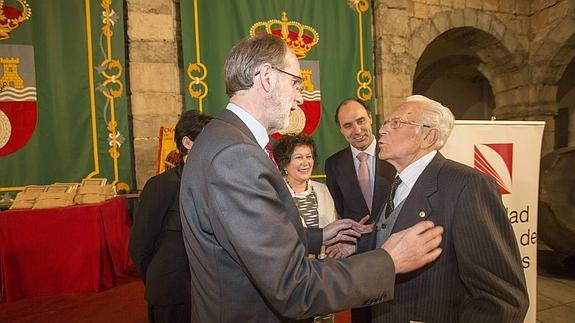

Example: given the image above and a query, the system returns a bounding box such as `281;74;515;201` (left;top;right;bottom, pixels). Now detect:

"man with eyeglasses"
325;98;396;322
180;34;444;322
370;95;528;322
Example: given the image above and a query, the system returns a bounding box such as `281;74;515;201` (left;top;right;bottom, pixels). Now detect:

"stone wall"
126;0;183;188
373;0;575;155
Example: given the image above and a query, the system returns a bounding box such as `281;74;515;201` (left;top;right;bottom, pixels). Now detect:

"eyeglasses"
255;66;303;92
381;117;431;129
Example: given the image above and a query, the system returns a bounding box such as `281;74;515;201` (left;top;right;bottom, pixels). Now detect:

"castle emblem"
0;44;37;156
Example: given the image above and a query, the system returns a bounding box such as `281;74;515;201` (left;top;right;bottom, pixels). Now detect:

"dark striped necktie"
384;176;402;218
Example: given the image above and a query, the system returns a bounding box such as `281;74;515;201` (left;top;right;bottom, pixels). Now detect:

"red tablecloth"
0;196;132;303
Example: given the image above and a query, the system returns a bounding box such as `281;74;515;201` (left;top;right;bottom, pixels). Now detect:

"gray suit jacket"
180;110;396;323
371;153;529;323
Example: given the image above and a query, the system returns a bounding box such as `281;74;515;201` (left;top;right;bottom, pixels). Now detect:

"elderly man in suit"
325;98;395;322
371;95;529;322
180;33;444;323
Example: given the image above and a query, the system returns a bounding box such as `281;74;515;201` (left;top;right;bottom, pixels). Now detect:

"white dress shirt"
226;103;269;151
394;150;437;206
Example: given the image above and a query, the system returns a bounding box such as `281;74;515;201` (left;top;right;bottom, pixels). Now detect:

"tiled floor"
536;248;575;323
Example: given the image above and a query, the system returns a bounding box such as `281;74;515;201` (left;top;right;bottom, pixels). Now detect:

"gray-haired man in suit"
371;95;529;322
180;34;444;323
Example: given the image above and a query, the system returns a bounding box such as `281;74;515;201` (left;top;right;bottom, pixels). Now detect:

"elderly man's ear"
421;128;439;149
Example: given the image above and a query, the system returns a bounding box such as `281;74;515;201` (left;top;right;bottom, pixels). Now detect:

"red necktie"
265;143;278;169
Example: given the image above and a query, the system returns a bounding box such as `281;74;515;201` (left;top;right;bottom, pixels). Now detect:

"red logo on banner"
0;44;37;156
474;143;513;194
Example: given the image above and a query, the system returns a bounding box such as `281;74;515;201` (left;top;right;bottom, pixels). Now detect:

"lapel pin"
418;211;426;218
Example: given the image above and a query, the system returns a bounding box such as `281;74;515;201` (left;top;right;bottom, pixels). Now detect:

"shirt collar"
397;150;437;190
350;135;377;159
226;103;269;149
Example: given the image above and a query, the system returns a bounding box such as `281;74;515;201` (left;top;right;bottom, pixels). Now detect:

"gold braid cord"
349;0;372;101
92;0;128;192
187;0;207;112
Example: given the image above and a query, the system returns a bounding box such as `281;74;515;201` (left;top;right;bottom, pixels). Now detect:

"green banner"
180;0;374;175
0;0;133;193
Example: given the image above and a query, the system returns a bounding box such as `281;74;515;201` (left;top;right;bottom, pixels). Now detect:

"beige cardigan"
286;179;339;228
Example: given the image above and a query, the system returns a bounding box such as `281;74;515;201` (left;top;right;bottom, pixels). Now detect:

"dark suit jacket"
128;164;190;305
325;146;394;254
371;153;529;323
180;109;396;323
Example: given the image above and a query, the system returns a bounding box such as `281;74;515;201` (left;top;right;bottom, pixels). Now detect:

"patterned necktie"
384;176;402;218
356;152;372;212
265;143;278;169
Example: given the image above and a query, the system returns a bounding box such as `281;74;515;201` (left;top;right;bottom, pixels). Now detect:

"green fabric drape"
180;0;374;175
0;0;133;193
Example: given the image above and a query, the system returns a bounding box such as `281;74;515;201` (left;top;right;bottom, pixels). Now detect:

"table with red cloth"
0;196;132;303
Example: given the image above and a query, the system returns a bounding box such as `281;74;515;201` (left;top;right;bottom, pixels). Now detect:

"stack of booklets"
10;185;47;209
74;178;116;204
9;178;117;210
32;183;78;209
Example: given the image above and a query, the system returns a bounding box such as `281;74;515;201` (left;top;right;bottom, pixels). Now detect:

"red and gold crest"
0;44;36;156
250;12;321;139
0;0;31;40
0;1;32;156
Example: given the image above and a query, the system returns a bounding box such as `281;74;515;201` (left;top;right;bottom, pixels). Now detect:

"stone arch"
408;8;526;80
403;8;530;123
413;55;482;94
532;16;575;85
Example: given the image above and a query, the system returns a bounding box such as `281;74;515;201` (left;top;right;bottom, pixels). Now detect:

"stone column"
373;0;414;122
126;0;183;189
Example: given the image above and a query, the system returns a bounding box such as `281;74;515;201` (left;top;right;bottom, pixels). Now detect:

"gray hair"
405;95;454;149
224;33;287;97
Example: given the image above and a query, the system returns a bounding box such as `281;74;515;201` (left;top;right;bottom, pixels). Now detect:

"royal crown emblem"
0;0;31;40
250;12;319;59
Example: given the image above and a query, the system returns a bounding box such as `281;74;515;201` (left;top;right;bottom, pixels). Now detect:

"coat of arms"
250;12;321;139
0;44;37;156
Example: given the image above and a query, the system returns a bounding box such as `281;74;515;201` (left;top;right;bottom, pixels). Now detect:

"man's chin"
279;118;290;131
268;120;290;134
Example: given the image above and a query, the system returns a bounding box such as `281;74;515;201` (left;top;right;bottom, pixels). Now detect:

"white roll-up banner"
440;120;545;323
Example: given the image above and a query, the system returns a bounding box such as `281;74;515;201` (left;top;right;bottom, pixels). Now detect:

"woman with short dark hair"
129;110;211;323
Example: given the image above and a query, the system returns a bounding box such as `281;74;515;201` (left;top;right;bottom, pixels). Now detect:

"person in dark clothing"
129;110;211;323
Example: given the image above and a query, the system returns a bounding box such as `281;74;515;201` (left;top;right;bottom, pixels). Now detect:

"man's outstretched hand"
323;215;373;258
322;215;373;245
382;221;443;274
